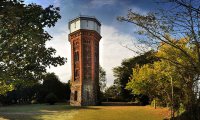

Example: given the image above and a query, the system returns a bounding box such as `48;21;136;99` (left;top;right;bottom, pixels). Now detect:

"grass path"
0;104;170;120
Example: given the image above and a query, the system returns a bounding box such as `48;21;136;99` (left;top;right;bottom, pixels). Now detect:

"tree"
65;80;71;101
45;92;57;105
117;0;200;83
0;0;66;94
41;73;69;102
126;38;198;118
118;0;200;118
113;51;157;101
127;61;175;105
104;85;120;102
0;82;41;105
0;73;71;105
99;66;107;92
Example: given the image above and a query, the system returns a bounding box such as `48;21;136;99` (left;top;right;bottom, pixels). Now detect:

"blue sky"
24;0;159;86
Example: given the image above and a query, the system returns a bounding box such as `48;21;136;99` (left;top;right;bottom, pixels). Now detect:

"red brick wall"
69;29;101;106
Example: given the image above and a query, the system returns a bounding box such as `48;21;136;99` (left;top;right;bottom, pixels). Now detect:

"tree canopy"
118;0;200;75
0;72;71;105
126;38;198;117
118;0;200;119
0;0;66;94
41;73;70;102
113;51;157;101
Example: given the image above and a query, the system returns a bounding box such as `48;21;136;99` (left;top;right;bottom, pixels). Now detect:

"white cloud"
46;26;71;83
100;25;137;86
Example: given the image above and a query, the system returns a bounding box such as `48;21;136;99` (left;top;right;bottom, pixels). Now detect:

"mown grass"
0;103;170;120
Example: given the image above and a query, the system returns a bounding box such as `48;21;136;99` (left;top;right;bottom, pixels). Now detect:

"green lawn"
0;103;170;120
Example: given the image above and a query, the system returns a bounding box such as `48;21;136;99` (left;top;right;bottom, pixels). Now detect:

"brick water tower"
68;15;101;106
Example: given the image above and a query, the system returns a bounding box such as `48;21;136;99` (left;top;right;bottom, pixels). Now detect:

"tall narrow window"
74;69;79;81
74;91;78;101
74;51;79;62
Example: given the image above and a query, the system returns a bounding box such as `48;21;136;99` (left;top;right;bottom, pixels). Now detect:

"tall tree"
113;51;157;101
0;0;65;94
117;0;200;78
0;73;71;105
118;0;200;118
126;38;198;119
41;73;70;102
104;85;120;101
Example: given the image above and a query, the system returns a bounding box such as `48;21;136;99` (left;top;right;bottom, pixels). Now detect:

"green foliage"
104;85;120;101
119;1;200;118
113;51;158;101
126;61;172;105
174;104;200;120
37;73;71;103
0;82;14;95
45;93;57;105
0;73;71;105
126;38;198;112
0;0;66;94
177;103;185;116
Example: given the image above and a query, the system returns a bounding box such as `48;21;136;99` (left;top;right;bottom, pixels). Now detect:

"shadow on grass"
0;103;100;120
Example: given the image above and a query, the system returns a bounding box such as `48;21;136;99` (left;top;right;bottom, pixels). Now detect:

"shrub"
45;93;57;105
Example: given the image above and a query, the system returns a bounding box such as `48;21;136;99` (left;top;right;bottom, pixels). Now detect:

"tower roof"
68;15;101;34
69;15;101;28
